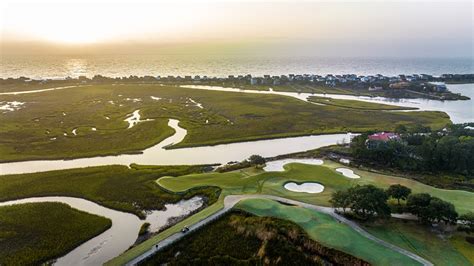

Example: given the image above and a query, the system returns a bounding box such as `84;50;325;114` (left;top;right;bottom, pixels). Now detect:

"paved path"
126;194;433;266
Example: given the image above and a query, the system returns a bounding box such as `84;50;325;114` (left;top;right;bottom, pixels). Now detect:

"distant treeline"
1;73;473;85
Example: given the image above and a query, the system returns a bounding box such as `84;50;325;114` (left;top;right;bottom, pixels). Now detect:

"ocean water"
1;55;472;79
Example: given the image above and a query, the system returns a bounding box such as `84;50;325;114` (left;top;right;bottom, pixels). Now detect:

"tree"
406;193;432;223
458;212;474;234
248;155;266;166
386;184;412;205
330;190;351;213
348;185;390;220
407;193;458;224
394;124;407;134
428;197;458;225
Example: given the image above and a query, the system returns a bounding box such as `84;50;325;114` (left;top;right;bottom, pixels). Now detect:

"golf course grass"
0;83;450;162
0;202;111;265
157;162;474;215
361;219;472;266
139;211;371;265
236;198;421;265
0;165;220;218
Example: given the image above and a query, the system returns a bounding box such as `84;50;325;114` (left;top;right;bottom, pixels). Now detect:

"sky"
0;0;473;58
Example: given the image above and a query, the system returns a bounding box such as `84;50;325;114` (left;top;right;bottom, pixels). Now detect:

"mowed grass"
157;163;474;214
0;165;219;218
0;202;111;265
362;219;472;266
236;198;421;266
1;83;450;162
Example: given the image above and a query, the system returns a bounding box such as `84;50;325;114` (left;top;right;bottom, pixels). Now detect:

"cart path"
125;194;433;266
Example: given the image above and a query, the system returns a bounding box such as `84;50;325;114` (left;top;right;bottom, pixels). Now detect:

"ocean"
1;55;472;79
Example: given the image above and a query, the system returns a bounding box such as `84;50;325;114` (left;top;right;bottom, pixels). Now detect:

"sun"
41;27;101;44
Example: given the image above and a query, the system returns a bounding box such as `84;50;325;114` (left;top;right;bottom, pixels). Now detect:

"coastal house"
368;86;383;91
433;84;448;92
250;77;258;85
366;132;401;149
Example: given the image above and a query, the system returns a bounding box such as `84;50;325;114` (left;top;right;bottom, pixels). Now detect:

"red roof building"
368;132;401;142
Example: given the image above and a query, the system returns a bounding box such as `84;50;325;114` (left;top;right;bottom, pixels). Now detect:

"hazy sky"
1;0;472;57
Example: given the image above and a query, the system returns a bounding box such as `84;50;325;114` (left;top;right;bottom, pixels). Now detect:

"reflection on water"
1;55;472;79
65;58;88;77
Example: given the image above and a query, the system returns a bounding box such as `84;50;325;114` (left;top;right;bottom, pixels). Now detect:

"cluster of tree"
406;193;458;225
331;184;459;225
330;185;390;220
216;155;266;172
458;212;474;234
351;124;474;178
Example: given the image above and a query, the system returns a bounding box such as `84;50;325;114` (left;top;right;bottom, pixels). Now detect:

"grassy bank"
361;219;472;265
140;211;370;265
0;84;450;162
0;202;111;265
307;96;417;110
236;198;420;265
0;165;220;218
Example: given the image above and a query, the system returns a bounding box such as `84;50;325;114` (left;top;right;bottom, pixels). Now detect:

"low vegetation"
0;202;111;265
140;211;370;265
0;83;450;162
0;165;220;218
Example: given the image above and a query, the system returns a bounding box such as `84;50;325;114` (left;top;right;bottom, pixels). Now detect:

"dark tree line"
351;124;474;178
331;184;458;225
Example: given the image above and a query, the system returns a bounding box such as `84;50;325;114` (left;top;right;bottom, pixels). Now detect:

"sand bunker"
284;182;324;193
336;168;360;179
264;158;323;172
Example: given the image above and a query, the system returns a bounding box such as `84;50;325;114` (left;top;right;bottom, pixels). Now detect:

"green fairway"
362;219;472;266
236;198;421;266
157;162;474;214
0;165;220;218
0;83;450;162
138;211;371;265
0;202;111;265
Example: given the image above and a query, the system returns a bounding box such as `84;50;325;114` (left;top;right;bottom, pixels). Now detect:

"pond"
284;182;324;193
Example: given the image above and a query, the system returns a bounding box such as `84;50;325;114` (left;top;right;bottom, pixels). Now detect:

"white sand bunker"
284;182;324;193
0;101;24;112
336;168;360;179
150;96;162;101
264;158;323;172
124;110;153;129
